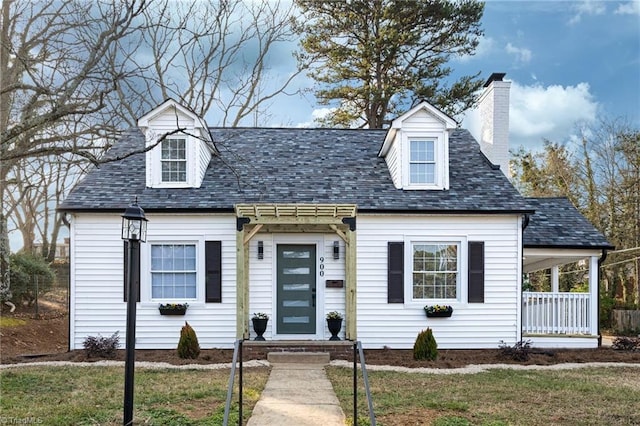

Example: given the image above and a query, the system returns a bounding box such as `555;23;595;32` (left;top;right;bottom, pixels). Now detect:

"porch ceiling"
523;247;602;273
235;203;357;225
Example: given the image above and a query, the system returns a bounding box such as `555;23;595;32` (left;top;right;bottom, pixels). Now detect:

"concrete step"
267;351;330;364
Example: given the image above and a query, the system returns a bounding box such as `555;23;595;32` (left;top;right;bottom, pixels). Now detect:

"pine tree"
293;0;484;128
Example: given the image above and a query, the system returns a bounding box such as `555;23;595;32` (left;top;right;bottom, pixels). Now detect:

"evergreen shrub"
177;321;200;359
413;328;438;361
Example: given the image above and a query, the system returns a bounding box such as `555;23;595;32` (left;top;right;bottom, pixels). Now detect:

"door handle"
311;288;316;307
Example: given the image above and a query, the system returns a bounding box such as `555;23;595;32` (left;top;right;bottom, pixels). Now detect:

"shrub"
413;328;438;361
8;252;55;305
498;339;532;362
612;336;640;351
83;332;120;358
177;321;200;359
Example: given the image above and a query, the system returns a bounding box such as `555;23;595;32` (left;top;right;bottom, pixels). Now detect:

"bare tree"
1;0;304;299
512;118;640;307
1;0;147;295
111;0;303;126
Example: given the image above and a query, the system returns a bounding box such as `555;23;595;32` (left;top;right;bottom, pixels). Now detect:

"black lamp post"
122;200;147;426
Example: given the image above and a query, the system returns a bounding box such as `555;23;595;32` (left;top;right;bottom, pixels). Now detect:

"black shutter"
205;241;222;303
388;242;404;303
123;241;140;302
468;241;485;303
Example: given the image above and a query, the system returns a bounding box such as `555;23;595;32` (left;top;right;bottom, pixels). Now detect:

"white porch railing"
522;292;591;335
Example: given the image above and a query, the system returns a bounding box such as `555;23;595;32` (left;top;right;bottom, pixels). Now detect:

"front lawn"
327;366;640;425
1;365;269;425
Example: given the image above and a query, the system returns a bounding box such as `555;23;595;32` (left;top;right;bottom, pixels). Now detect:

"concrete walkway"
247;353;346;426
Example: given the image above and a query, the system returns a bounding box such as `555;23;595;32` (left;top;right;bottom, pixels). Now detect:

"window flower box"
424;305;453;318
159;303;188;316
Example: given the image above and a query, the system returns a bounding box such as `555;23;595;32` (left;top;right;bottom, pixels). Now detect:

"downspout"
597;248;608;347
519;214;530;343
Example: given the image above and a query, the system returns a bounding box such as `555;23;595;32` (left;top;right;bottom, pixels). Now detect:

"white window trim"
404;236;467;307
150;133;195;188
401;131;449;190
140;237;205;305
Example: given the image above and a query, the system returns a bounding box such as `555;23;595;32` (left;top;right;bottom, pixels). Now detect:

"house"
59;73;612;350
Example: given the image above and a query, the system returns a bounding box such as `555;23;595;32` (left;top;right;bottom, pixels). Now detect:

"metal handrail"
353;340;376;425
223;339;244;426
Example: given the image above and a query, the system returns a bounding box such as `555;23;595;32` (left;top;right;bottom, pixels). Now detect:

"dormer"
138;99;216;189
378;102;457;190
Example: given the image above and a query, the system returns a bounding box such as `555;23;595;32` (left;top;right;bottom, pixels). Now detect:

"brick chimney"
478;73;511;177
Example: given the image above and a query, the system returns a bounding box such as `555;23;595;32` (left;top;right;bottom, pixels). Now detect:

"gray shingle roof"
523;197;613;249
60;127;533;213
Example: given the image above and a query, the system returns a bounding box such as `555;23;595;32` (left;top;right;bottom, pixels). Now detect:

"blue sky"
253;0;640;151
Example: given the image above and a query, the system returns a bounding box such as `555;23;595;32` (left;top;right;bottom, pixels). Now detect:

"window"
409;140;435;185
151;244;196;299
161;138;187;182
412;243;459;300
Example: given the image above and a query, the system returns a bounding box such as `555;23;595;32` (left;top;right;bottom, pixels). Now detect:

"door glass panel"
283;283;310;291
282;250;310;259
283;267;310;275
283;300;310;307
282;316;310;323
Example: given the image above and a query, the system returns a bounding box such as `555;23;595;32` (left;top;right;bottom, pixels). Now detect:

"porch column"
236;228;250;339
589;255;599;336
551;265;559;293
345;228;357;340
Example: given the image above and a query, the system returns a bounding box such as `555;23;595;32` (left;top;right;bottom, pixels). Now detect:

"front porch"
522;248;601;348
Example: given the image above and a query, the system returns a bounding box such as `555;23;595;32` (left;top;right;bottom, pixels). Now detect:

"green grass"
4;363;639;425
0;366;269;425
327;366;640;426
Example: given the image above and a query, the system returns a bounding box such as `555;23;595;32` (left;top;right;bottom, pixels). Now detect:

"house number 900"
319;257;325;276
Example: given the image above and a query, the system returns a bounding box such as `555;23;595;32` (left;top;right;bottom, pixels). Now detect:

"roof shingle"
523;197;613;249
60;127;531;213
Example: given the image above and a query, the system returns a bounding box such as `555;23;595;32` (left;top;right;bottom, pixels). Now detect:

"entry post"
121;200;148;425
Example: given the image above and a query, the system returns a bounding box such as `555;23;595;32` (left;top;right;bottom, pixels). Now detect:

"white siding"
401;108;449;131
384;141;401;189
356;214;521;349
70;213;237;350
70;211;525;349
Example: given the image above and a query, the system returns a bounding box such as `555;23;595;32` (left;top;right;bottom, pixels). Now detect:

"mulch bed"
3;346;640;368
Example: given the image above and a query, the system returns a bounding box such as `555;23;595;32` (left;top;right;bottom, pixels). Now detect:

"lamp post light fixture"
122;200;147;425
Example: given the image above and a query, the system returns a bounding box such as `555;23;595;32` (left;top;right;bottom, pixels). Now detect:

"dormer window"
378;101;456;191
409;139;436;185
161;138;187;183
138;99;216;189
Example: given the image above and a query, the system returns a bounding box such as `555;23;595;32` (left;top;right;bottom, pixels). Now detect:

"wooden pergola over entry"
235;203;358;340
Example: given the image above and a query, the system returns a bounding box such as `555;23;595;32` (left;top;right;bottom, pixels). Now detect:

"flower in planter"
424;305;453;314
252;312;269;320
159;303;189;310
326;311;343;320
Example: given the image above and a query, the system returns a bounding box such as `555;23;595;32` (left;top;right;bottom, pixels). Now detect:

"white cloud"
505;43;532;64
614;1;640;15
509;81;598;146
568;0;607;24
463;80;599;150
295;107;335;128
